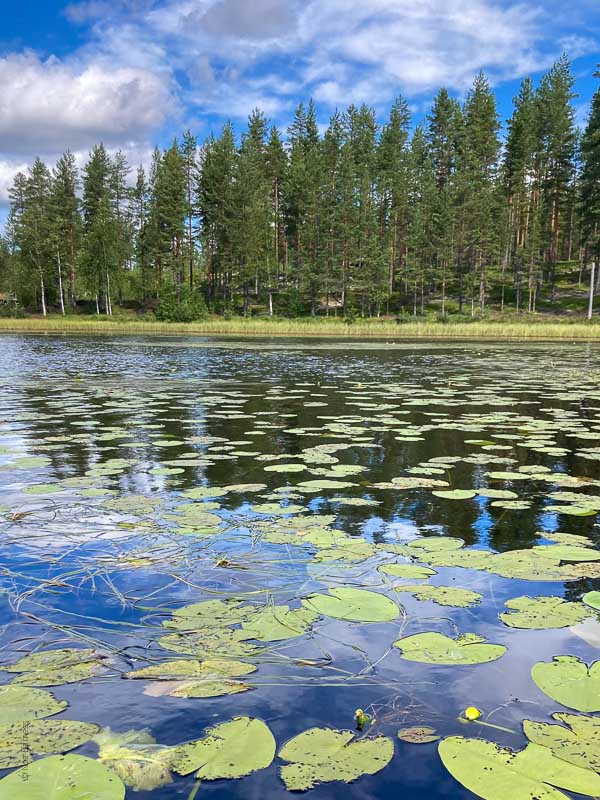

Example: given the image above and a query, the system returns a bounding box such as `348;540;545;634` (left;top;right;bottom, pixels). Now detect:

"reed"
1;315;600;340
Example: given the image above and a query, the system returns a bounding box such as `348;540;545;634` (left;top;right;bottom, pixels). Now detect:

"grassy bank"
1;314;600;340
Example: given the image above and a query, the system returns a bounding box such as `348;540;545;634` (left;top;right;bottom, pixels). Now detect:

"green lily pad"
0;720;99;768
4;648;97;673
583;591;600;611
523;713;600;773
241;606;318;641
394;632;506;665
394;585;482;608
172;716;275;779
408;537;465;553
531;656;600;712
438;736;600;800
379;563;437;579
398;726;439;744
278;727;394;790
11;661;103;687
432;490;477;500
302;588;400;623
168;679;251;698
0;754;126;799
251;503;306;515
163;599;249;631
531;545;600;562
500;596;592;629
125;658;256;680
158;629;260;659
0;686;67;723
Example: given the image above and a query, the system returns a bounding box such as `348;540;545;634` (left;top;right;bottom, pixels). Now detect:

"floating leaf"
4;648;97;673
0;754;125;799
0;686;67;723
163;599;249;631
438;736;600;800
158;628;260;659
583;591;600;611
379;563;436;579
500;596;592;629
241;606;318;641
125;658;256;680
278;727;394;790
432;489;477;500
303;587;400;623
0;719;98;768
531;656;600;711
11;661;103;687
168;679;251;698
394;632;506;665
172;716;275;779
394;585;482;608
531;545;600;562
398;726;439;744
523;713;600;773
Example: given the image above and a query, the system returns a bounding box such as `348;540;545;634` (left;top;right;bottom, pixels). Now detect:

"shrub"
155;287;208;322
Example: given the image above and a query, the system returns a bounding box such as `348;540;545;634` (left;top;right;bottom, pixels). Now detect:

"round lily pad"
303;588;400;623
394;632;506;665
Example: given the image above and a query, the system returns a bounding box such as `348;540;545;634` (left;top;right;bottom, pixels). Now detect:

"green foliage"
155;287;207;322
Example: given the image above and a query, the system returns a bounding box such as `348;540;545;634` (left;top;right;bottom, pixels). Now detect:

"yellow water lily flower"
464;706;482;721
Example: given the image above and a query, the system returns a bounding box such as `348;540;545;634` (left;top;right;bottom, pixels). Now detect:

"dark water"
0;334;599;799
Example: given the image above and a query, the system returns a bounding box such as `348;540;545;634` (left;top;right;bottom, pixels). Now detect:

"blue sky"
0;0;599;211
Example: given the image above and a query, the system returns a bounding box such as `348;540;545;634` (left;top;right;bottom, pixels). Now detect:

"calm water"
0;334;599;799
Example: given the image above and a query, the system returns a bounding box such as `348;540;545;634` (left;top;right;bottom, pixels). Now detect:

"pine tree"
197;124;237;304
50;152;80;313
81;144;118;313
459;72;500;313
580;67;600;258
233;109;270;315
376;97;411;307
263;126;287;314
536;56;577;295
181;130;198;289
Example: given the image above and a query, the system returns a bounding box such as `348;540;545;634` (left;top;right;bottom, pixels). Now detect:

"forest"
1;56;600;322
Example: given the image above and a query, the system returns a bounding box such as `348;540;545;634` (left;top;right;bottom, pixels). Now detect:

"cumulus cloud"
0;52;175;156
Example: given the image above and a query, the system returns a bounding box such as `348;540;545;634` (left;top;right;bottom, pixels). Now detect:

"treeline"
2;56;600;319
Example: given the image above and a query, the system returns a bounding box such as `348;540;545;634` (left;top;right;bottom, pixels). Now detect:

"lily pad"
125;658;256;680
398;726;439;744
531;656;600;711
432;489;477;500
0;754;126;799
379;563;436;580
583;591;600;611
0;686;67;723
394;632;506;665
500;596;592;629
523;713;600;773
0;719;99;768
278;727;394;791
394;585;482;608
241;606;318;641
172;716;275;779
302;588;400;623
438;736;600;800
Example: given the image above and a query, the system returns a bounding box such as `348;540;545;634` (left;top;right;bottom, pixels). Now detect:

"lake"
0;334;599;800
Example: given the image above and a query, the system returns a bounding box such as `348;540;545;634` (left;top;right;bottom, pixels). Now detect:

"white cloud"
0;51;176;156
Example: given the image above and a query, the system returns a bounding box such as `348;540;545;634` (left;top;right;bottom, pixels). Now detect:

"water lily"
463;706;482;721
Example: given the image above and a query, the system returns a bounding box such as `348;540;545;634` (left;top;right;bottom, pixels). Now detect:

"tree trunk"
39;271;47;317
588;261;596;321
57;250;65;316
106;270;112;316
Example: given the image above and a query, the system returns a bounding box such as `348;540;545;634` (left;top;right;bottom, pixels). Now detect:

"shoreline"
1;316;600;341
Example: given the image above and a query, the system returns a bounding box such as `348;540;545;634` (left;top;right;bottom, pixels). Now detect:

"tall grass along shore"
1;315;600;340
